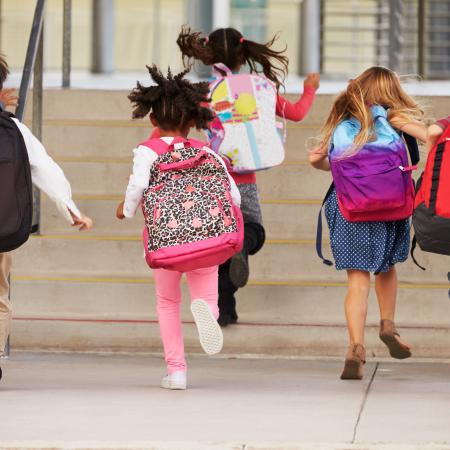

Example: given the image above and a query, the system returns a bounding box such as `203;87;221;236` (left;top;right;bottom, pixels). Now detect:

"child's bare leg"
345;270;370;346
375;266;411;356
375;265;397;321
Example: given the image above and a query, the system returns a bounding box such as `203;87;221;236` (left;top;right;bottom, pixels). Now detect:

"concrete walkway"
0;352;449;450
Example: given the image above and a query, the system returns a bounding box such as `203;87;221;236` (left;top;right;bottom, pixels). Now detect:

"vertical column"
231;0;266;43
152;0;161;65
91;0;114;74
62;0;72;87
417;0;426;78
213;0;230;29
300;0;321;74
388;0;404;72
186;0;213;78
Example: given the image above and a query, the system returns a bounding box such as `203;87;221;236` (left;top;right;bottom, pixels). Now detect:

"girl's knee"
156;292;182;309
347;270;371;295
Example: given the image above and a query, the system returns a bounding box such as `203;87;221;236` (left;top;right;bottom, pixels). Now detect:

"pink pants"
153;266;219;373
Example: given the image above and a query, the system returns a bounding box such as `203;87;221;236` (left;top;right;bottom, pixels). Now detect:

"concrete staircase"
11;90;450;358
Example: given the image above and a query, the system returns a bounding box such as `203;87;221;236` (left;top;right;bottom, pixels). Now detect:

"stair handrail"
15;0;46;122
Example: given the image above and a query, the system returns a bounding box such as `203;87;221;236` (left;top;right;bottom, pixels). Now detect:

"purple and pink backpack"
140;137;243;272
317;105;420;265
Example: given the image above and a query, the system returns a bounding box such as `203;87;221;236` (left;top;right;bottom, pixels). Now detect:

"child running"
177;26;320;326
116;65;241;390
0;54;93;381
309;66;427;380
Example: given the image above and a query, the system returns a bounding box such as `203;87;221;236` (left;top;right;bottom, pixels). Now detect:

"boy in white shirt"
0;54;92;379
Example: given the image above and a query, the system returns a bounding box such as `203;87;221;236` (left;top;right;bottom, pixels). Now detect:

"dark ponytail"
177;26;288;90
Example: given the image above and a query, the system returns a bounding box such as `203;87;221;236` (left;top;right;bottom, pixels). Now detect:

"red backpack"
412;124;450;268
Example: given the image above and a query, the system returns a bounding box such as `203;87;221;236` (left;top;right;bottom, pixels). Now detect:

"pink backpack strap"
140;136;208;156
212;63;233;78
139;137;171;155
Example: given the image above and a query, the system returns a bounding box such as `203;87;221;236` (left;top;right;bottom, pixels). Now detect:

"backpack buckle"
399;165;417;172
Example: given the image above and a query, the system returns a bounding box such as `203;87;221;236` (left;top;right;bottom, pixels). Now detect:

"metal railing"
320;0;450;78
3;0;72;358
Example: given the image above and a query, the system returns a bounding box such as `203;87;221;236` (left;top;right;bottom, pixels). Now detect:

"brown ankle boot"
379;319;411;360
341;343;366;380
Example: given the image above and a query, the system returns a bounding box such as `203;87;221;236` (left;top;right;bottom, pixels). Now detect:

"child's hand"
309;147;330;171
0;88;19;108
427;123;444;151
304;73;320;91
70;212;93;231
116;200;125;220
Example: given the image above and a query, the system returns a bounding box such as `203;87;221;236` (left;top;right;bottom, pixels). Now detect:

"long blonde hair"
319;66;424;152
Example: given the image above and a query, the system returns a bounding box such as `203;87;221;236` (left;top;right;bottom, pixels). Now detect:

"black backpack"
0;110;33;252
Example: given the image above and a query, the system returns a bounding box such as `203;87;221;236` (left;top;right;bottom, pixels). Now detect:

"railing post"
388;0;404;72
15;0;46;121
6;0;46;359
33;30;44;141
62;0;72;88
0;0;3;50
417;0;426;79
30;23;43;244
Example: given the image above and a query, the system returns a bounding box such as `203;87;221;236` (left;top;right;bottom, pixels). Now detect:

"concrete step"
40;196;322;239
40;120;429;165
25;91;336;123
55;160;332;200
11;314;450;358
12;278;450;326
12;235;450;284
25;89;450;124
41;123;321;163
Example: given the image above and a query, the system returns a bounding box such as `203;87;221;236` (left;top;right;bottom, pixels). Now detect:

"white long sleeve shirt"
123;137;241;218
12;118;81;223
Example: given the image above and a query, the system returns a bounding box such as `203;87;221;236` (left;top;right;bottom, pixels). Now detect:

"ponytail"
241;35;288;90
177;26;288;90
177;27;215;67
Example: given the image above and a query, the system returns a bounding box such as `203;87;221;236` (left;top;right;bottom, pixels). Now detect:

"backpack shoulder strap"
402;132;420;166
316;183;335;266
139;137;171;155
187;138;208;149
410;235;426;271
212;63;233;78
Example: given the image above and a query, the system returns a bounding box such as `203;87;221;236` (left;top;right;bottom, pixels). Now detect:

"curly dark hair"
128;65;214;131
177;26;288;90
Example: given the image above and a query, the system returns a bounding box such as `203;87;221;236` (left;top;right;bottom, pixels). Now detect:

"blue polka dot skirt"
324;189;410;273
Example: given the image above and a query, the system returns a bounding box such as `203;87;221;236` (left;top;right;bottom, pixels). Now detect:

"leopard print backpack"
141;137;243;272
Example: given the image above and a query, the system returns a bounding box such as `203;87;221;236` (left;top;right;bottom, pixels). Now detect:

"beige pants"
0;252;12;356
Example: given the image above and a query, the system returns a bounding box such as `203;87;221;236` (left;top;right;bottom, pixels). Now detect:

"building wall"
0;0;447;78
0;0;301;74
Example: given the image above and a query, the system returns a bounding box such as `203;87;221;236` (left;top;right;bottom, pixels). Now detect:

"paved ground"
0;352;449;450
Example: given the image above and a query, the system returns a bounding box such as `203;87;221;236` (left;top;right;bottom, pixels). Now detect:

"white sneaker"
161;371;187;390
190;299;223;355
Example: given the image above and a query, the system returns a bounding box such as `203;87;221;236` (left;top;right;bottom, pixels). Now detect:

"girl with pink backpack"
177;27;320;327
309;67;427;380
116;66;242;390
